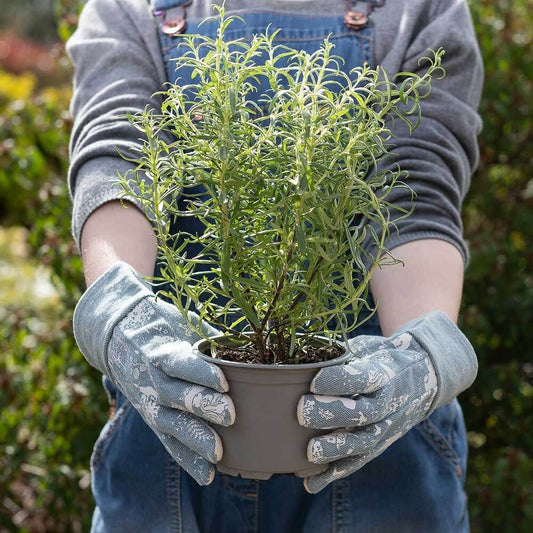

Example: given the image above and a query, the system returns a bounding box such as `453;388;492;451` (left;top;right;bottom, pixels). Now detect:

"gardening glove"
297;311;477;494
73;261;235;486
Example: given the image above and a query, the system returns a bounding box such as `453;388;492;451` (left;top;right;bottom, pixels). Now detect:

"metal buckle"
153;0;192;37
344;10;369;30
344;0;384;30
162;16;187;36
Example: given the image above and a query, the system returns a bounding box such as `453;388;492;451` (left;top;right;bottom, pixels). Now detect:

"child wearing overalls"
67;1;483;531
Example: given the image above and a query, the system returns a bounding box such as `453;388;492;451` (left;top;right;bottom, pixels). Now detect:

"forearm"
79;201;157;286
370;239;464;336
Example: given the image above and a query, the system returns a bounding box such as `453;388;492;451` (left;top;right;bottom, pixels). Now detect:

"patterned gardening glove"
73;261;235;486
297;311;477;494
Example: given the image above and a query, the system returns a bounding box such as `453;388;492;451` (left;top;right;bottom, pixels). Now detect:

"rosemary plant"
120;9;444;363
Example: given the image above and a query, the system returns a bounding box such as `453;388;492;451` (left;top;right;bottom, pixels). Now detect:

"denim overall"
90;2;470;531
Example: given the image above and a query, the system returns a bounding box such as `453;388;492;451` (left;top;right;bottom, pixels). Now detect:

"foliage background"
0;0;531;530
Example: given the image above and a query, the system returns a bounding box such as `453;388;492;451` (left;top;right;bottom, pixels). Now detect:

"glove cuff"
73;262;153;377
395;311;478;412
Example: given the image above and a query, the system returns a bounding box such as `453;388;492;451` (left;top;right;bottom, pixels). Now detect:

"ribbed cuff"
71;157;152;249
73;262;152;377
396;310;478;412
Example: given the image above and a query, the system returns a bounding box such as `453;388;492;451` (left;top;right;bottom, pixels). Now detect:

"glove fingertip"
206;364;229;393
309;367;348;395
204;373;228;394
220;397;236;427
213;432;224;463
296;395;309;427
303;476;322;494
217;370;229;393
310;368;329;394
205;466;216;485
194;463;216;486
307;438;316;463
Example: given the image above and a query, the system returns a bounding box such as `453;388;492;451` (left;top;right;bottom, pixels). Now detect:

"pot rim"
192;335;352;370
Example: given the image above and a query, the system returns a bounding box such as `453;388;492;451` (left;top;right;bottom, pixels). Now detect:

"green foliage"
0;0;57;44
0;0;84;43
0;0;531;529
53;0;86;42
0;2;102;530
461;0;533;530
124;11;443;362
0;105;100;531
0;89;101;530
0;291;106;532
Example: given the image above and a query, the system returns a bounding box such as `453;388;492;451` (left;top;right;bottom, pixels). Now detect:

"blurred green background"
0;0;531;531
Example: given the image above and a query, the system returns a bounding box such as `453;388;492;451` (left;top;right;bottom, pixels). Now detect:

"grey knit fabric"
67;0;483;260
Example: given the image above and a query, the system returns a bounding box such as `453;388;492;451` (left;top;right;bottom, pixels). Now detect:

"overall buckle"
344;0;384;30
152;0;192;37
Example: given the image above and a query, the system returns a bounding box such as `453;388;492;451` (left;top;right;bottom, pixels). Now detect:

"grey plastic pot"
193;337;351;480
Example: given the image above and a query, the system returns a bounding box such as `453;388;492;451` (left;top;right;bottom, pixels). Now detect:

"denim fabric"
152;0;191;11
91;317;469;532
90;2;470;531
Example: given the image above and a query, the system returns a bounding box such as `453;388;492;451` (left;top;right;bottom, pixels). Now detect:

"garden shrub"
461;1;533;530
0;3;105;531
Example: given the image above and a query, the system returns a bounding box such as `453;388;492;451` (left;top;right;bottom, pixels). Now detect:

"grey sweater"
67;0;483;261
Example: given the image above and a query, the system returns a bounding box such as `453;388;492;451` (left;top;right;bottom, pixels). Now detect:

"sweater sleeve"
66;0;167;247
370;0;483;264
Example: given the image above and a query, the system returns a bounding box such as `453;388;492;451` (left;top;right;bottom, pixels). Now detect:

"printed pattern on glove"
73;262;236;487
297;329;438;494
107;296;236;485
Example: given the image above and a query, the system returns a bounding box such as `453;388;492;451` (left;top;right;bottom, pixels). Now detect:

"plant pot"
193;337;351;480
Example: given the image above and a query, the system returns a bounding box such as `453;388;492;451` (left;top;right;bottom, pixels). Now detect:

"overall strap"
148;1;384;35
149;0;191;11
